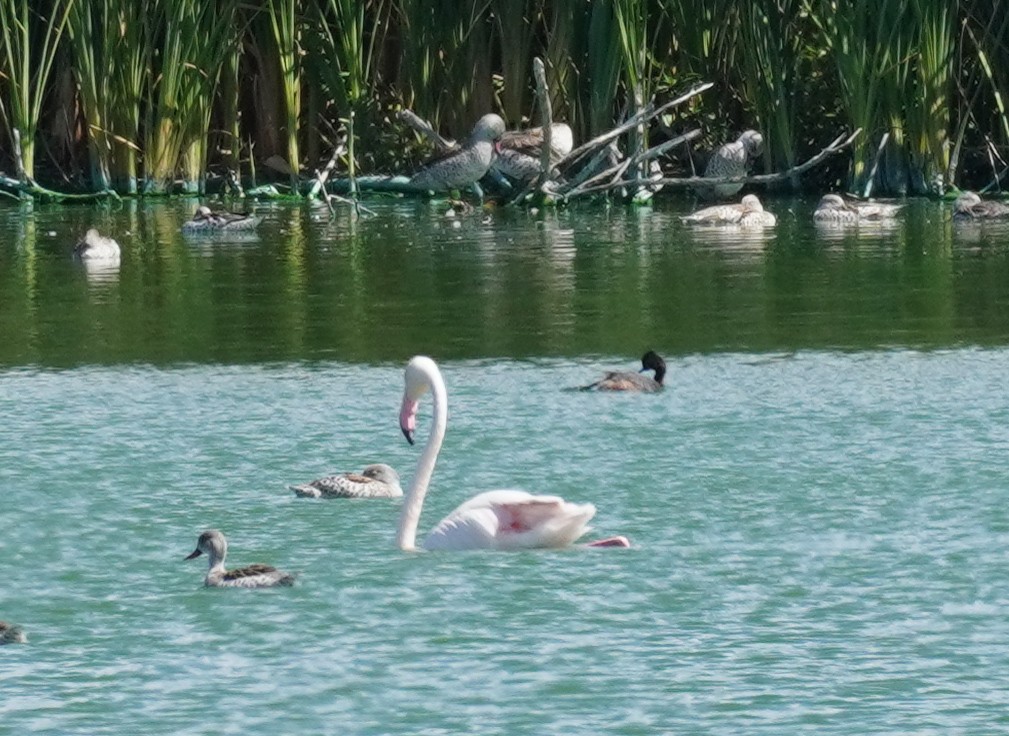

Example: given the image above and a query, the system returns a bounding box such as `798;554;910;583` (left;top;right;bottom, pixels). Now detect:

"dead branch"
555;81;714;173
532;57;553;190
563;128;863;200
396;110;455;153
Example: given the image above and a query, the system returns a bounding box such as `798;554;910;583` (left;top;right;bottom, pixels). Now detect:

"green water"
2;198;1009;734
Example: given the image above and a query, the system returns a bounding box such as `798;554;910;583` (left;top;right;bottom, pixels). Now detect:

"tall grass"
67;0;146;193
144;0;239;193
805;0;918;194
0;0;74;182
736;0;805;186
0;0;1006;196
266;0;301;189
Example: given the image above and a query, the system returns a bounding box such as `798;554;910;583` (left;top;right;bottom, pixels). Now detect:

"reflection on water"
79;258;121;287
0;196;1006;366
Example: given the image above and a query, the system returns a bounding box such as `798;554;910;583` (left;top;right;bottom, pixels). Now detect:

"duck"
289;463;403;499
580;351;666;392
682;194;776;227
813;193;903;224
0;621;26;644
695;129;764;200
491;123;574;184
185;529;295;588
73;228;120;261
408;113;506;193
952;191;1009;220
182;205;261;232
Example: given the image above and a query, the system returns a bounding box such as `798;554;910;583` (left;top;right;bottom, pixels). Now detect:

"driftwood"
561;128;863;200
554;81;714;174
308;136;347;200
397;110;455;153
563;129;703;198
532;58;553;190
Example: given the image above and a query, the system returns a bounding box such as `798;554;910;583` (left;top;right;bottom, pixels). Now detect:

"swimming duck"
682;194;776;227
73;228;121;260
182;205;261;232
0;621;26;644
580;351;666;392
696;130;764;200
408;114;506;192
491;123;574;183
185;529;295;588
289;463;403;499
813;193;903;224
952;191;1009;220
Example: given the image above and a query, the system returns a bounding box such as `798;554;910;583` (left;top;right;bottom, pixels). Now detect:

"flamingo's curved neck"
396;366;447;551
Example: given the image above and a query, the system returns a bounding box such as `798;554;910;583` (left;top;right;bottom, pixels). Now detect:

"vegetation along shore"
1;1;1005;201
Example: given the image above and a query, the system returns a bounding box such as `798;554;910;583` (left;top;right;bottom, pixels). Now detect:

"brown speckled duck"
290;463;402;499
0;621;26;644
952;191;1009;220
182;205;261;232
813;194;903;224
580;351;666;393
409;114;506;192
185;529;295;588
696;130;764;200
683;194;776;227
492;123;574;183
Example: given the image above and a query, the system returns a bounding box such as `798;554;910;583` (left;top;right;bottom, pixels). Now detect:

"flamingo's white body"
396;356;628;551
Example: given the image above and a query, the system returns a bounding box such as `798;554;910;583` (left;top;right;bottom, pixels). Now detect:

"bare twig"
556;81;714;172
532;57;553;190
308;136;347;199
862;131;889;199
397;110;455;152
562;129;701;198
564;128;862;199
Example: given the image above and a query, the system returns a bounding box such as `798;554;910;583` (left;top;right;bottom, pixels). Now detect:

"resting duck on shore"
182;205;261;232
813;193;903;224
682;194;776;227
695;130;764;200
73;228;120;260
0;621;26;644
185;529;295;588
491;123;574;184
408;113;506;193
290;463;403;499
952;191;1009;220
579;351;667;392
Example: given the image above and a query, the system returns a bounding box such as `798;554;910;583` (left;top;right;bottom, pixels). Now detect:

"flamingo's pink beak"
400;398;418;445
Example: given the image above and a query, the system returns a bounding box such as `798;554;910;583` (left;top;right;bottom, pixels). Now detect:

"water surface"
1;197;1008;734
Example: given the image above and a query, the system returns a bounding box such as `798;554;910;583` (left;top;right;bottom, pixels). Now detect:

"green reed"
266;0;301;189
144;0;239;193
0;0;74;183
66;0;146;193
736;0;805;185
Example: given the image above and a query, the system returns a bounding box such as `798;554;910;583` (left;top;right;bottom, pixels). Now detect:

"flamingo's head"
400;356;438;445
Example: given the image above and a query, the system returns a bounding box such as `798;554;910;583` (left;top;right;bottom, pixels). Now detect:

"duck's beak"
185;549;202;560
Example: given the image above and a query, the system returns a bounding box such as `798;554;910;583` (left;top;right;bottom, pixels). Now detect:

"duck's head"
740;194;764;212
471;114;506;145
640;350;667;384
361;463;400;486
817;193;847;211
186;529;227;561
739;130;764;158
